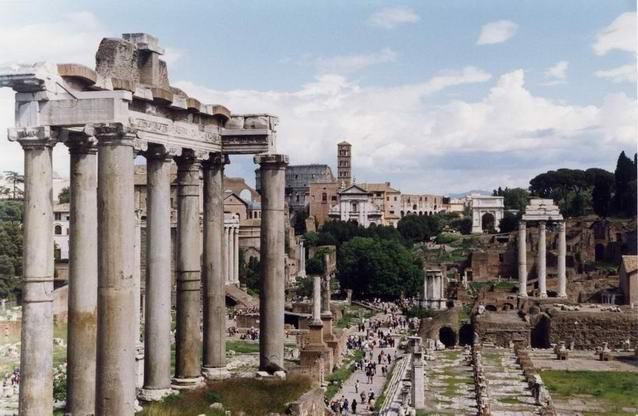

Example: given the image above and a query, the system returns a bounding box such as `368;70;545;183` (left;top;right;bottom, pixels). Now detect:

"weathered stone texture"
547;310;638;349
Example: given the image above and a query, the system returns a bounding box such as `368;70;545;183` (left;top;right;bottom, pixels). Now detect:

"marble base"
170;376;204;390
138;387;174;402
202;367;231;381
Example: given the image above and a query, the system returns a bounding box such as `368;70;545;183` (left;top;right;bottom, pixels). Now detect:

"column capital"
174;149;202;169
61;128;98;155
519;220;526;229
8;126;57;149
88;122;137;146
143;143;180;162
538;220;546;227
254;153;288;167
558;221;566;231
201;152;229;169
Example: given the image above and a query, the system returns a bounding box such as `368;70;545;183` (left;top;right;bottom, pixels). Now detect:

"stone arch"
481;212;495;231
502;303;515;311
485;304;497;312
459;324;474;346
439;326;457;348
54;225;62;235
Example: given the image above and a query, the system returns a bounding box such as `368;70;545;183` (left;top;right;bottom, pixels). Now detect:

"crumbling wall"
548;310;638;349
286;387;327;416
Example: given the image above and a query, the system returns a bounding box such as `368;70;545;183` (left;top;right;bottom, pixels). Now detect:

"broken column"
411;351;425;409
256;153;288;373
320;259;339;367
140;145;174;400
202;153;230;380
298;240;306;278
94;124;137;415
13;127;55;416
518;220;527;297
173;151;203;388
299;275;333;374
65;131;98;415
558;221;567;298
537;221;547;298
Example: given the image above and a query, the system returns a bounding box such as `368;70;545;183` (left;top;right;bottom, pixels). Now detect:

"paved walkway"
425;348;477;415
332;314;401;415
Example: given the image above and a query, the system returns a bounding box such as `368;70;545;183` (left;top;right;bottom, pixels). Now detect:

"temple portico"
422;268;447;310
1;33;287;415
519;199;566;299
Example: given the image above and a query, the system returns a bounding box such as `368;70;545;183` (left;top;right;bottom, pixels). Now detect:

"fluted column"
558;221;567;298
234;227;240;284
228;227;235;285
255;153;288;372
64;132;98;415
94;123;137;415
173;151;203;389
518;221;527;298
202;154;229;380
140;145;173;400
11;127;55;415
537;221;547;298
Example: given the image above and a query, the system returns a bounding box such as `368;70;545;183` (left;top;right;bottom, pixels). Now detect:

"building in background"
309;180;339;227
400;194;447;217
470;194;504;233
280;164;335;213
337;141;352;189
328;184;383;227
360;182;402;227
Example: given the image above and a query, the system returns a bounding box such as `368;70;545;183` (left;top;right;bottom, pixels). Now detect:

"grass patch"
541;370;638;413
442;375;472;397
138;375;312;416
336;305;374;329
325;350;364;400
500;397;524;405
225;340;260;354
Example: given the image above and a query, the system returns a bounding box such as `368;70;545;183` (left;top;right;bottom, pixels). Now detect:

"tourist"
351;398;357;414
355;379;359;393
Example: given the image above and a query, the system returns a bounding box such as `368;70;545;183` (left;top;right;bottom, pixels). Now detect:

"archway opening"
531;315;551;348
502;303;515;311
485;304;497;312
439;326;457;348
459;324;474;346
481;212;495;231
595;244;605;262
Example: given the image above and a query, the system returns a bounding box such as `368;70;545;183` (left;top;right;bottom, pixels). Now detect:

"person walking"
352;399;357;414
355;379;359;393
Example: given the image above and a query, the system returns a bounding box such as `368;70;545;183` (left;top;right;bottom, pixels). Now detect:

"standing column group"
518;220;567;299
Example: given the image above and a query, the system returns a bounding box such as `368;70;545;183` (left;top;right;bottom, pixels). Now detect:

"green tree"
592;175;612;218
58;186;70;204
306;256;325;275
499;211;520;233
612;151;637;217
338;237;423;299
397;214;441;244
241;256;260;294
2;171;24;200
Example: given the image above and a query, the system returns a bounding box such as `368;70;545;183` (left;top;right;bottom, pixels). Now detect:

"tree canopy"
338;237;423;299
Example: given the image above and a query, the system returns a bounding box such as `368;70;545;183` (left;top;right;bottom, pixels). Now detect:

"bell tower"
337;141;352;189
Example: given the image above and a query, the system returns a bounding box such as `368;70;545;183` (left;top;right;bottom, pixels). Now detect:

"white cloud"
593;12;637;55
595;64;637;83
296;48;398;75
0;12;108;66
368;6;420;29
476;20;518;45
542;60;569;85
174;67;635;192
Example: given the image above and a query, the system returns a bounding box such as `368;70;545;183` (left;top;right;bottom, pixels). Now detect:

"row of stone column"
518;220;567;299
16;125;288;416
224;219;240;285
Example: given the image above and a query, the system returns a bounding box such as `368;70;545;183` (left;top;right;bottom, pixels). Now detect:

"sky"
0;0;636;194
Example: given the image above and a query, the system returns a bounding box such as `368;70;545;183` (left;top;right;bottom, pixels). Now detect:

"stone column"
12;127;55;415
312;275;322;326
558;221;567;298
298;240;306;277
94;124;137;415
228;226;235;285
255;154;288;373
234;227;240;284
411;351;425;409
173;151;203;389
65;132;98;415
537;221;547;298
518;221;528;297
202;154;229;380
140;145;174;401
224;226;230;285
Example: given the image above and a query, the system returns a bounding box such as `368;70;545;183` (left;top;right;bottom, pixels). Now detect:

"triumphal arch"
0;33;288;415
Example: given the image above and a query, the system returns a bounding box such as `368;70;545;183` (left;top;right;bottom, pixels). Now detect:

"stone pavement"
481;346;542;416
424;348;477;415
333;314;400;414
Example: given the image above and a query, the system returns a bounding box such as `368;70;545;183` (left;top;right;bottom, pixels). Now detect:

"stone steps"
482;347;542;416
424;348;477;415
